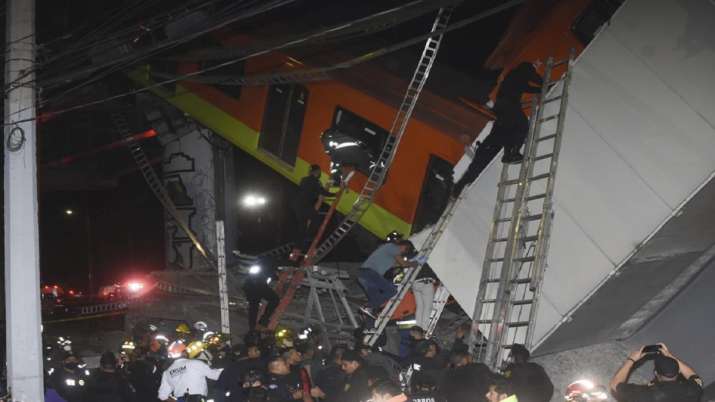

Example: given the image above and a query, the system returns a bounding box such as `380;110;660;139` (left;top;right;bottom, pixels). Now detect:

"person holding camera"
609;343;703;402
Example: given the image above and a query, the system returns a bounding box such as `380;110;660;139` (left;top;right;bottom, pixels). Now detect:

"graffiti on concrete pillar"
163;132;216;270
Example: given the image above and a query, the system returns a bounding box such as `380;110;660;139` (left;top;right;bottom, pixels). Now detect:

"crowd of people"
41;319;559;402
40;315;707;402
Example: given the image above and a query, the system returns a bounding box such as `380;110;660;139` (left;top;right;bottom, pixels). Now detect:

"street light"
65;209;74;216
241;193;267;209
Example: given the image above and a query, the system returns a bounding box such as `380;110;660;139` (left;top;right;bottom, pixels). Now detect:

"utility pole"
216;221;230;336
4;0;45;400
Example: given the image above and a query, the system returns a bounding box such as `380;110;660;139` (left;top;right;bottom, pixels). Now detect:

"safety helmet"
186;341;206;359
194;321;208;332
565;380;608;402
175;323;191;334
205;332;229;347
274;326;295;349
167;340;187;359
385;231;403;243
121;340;136;352
153;333;170;345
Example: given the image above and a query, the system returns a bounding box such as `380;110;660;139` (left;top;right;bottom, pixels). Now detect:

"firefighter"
453;62;543;198
242;255;282;331
48;352;90;402
84;352;136;402
290;165;336;249
158;341;223;402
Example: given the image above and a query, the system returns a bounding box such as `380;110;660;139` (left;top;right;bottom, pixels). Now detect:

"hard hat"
153;333;170;345
167;340;186;359
193;321;208;332
274;326;295;349
186;341;206;359
176;323;191;334
386;231;403;243
565;380;608;402
121;340;136;352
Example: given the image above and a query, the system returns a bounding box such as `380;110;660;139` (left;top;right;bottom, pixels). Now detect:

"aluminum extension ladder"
265;6;454;330
469;52;575;370
364;193;463;346
110;110;217;268
306;6;455;266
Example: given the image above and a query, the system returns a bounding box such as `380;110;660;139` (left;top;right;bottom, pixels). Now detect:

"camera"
642;345;662;355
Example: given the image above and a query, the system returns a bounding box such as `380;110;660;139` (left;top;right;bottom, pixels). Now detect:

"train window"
331;106;389;174
413;155;454;233
259;84;309;166
202;60;245;100
571;0;624;44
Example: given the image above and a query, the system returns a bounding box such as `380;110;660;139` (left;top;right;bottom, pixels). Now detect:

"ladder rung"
539;115;558;123
523;213;543;221
515;256;535;263
485;277;531;284
529;173;550;181
534;153;554;161
537;133;557;142
507;321;530;328
544;95;562;103
502;193;546;203
477;319;493;325
512;299;534;306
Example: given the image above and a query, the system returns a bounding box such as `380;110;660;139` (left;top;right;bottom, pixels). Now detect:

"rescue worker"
453;62;543;198
503;344;553;402
311;345;347;402
157;341;223;402
290;164;336;249
340;350;370;402
84;351;136;402
609;343;702;402
438;350;492;402
217;343;266;402
127;347;163;402
410;371;439;402
486;375;519;402
370;380;408;402
264;356;303;402
358;240;421;311
356;344;400;383
242;255;281;331
48;352;89;402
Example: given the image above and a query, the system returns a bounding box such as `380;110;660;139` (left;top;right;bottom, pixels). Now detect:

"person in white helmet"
158;344;223;402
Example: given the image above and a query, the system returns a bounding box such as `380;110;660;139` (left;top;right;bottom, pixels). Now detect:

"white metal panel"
567;30;715;209
552;97;671;265
422;0;715;349
608;0;715;130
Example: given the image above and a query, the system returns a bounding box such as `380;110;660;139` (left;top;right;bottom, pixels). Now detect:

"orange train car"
134;0;616;240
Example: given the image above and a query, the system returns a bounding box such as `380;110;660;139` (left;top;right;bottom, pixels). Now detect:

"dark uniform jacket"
615;376;703;402
503;362;554;402
438;363;492;402
342;367;371;402
83;370;135;402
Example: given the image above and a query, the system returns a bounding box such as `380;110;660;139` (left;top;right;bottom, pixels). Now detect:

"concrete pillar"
162;128;217;270
3;0;45;399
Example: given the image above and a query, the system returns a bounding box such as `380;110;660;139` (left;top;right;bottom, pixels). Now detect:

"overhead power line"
4;0;525;126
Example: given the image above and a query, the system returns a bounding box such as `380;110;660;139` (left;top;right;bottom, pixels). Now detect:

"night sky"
2;0;519;293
